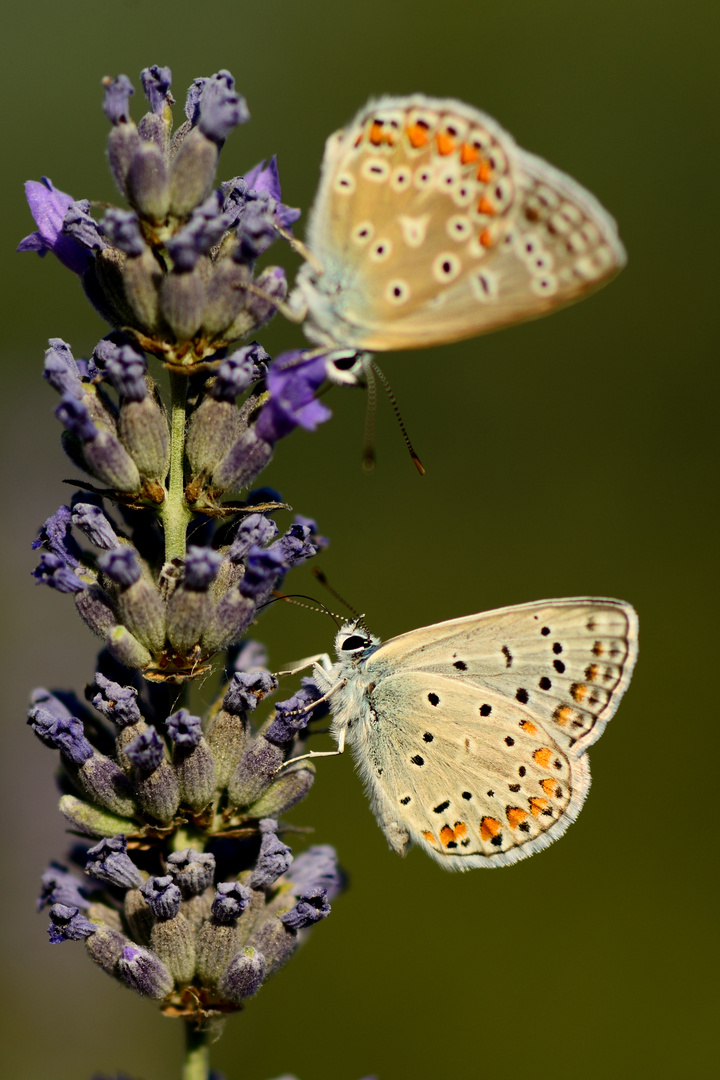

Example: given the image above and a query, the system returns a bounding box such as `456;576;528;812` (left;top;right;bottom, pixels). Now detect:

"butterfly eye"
341;634;370;653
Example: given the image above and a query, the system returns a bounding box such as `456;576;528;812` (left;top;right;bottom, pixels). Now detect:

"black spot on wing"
502;645;513;668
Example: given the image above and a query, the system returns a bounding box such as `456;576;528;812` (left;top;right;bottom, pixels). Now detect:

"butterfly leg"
274;653;332;678
276;722;347;771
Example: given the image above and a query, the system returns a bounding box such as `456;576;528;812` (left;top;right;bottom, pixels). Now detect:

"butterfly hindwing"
353;670;585;869
296;95;626;351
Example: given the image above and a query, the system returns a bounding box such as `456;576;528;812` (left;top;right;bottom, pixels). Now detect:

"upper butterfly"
291;95;626;352
303;597;638;870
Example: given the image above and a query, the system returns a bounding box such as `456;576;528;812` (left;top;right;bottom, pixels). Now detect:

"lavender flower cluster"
21;65;351;1048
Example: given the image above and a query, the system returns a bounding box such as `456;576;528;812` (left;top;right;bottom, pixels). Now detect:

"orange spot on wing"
369;121;384;146
453;821;468;839
436;131;455;155
533;747;553;769
460;142;479;164
540;778;557;796
406;123;429;149
520;719;538;735
479;228;494;248
506;806;528;829
440;825;456;847
571;683;588;703
477;195;496;216
480;816;502;842
585;664;599;682
422;830;438;846
554;706;573;725
529;797;549;817
476;159;493;183
592;641;605;657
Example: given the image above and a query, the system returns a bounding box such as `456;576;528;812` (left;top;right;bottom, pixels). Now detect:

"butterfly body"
311;597;638;870
294;95;627;351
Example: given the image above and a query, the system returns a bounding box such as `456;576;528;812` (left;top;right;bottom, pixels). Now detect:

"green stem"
182;1021;210;1080
162;370;193;562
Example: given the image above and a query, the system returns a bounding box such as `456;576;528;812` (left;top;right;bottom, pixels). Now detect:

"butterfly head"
334;620;379;663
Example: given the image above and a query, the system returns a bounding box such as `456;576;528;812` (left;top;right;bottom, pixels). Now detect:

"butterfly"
291;94;626;352
303;597;638;870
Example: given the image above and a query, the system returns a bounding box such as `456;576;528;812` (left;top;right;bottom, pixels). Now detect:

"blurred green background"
1;1;718;1078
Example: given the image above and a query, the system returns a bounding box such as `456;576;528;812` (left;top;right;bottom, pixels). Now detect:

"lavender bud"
76;585;119;639
201;257;251;336
125;727;180;824
196;882;251;985
103;74;135;125
71;502;119;548
126;140;170;223
150;911;197;985
198;71;249;144
204;705;250;790
219;946;266;1004
199;589;255;655
168;710;216;812
119;395;170;481
91;673;141;727
106;625;153;670
250;827;293;889
280;886;330;930
140;65;173;118
211;427;273;495
227;735;284;809
85;922;128;977
85;835;144;889
166;849;216;897
228;513;278;562
117;944;174;998
102;207;146;256
168;128;218;217
38;863;91;912
285;845;343;901
245;760;315;819
239;545;285;600
59;794;137;839
124;888;154;945
227;669;278;713
211;881;251;923
140;876;182;920
120;246;163;331
160;266;206;341
48;903;97;943
247;918;297;978
185;396;242;478
100;548;166;653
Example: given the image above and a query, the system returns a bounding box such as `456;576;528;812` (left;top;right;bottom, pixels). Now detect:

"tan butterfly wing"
348;598;637;869
296;95;626;350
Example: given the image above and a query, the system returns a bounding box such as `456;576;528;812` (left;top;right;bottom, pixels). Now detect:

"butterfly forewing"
297;95;626;351
366;598;638;754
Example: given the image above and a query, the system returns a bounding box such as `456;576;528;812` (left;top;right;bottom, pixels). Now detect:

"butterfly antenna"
265;590;342;629
361;363;378;473
312;568;370;632
370;360;426;476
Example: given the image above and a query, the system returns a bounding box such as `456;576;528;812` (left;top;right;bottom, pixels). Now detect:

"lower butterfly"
296;597;638;870
291;95;626;352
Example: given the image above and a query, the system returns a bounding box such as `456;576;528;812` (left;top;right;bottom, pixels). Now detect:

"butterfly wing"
296;95;626;350
350;598;637;869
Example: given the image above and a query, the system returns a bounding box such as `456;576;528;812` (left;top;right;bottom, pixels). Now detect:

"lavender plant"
20;66;358;1080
